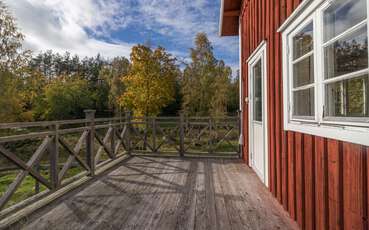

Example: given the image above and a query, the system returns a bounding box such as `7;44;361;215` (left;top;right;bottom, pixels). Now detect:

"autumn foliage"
119;45;179;117
0;2;238;122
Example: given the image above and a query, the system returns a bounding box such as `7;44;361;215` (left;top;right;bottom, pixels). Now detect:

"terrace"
0;111;298;229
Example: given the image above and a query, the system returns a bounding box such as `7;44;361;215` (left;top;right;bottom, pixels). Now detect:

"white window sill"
285;122;369;146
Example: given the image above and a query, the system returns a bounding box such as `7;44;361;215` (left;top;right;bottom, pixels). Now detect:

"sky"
4;0;239;74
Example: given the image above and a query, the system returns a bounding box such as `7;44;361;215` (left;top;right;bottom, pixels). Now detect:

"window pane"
325;74;369;117
324;0;367;42
293;55;314;88
253;60;262;122
293;88;315;117
324;26;368;79
293;22;314;60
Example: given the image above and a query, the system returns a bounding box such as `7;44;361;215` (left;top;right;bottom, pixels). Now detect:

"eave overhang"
219;0;242;36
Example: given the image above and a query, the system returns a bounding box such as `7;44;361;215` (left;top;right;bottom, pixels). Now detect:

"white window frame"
280;0;369;146
287;15;318;122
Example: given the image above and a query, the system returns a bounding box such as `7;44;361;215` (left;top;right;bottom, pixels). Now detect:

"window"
280;0;369;146
253;60;263;122
291;22;315;118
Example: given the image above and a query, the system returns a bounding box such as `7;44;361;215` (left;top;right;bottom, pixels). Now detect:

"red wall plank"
280;0;287;23
287;131;296;219
274;0;282;202
293;0;300;9
327;139;343;229
295;133;305;228
282;131;288;210
268;0;276;196
286;0;294;17
304;135;315;230
343;143;367;229
314;137;328;230
265;0;273;194
367;147;369;230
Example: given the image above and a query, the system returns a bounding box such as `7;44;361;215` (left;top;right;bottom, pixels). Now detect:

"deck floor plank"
211;159;231;230
13;157;299;230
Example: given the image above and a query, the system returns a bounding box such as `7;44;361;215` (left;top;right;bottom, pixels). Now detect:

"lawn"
0;166;84;209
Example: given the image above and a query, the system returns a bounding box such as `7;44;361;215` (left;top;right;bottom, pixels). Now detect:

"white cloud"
4;0;134;58
4;0;238;66
133;0;237;46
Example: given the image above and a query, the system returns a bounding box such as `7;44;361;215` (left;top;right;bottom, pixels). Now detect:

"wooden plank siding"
239;0;369;229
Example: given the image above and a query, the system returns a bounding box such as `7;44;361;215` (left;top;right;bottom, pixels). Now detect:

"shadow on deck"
10;157;298;230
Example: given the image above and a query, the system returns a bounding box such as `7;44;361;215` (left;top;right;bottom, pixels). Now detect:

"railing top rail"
0;131;53;143
94;117;123;122
0;119;88;129
187;116;238;119
0;115;239;130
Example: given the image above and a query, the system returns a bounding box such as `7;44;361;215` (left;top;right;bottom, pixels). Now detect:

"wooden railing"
0;111;240;221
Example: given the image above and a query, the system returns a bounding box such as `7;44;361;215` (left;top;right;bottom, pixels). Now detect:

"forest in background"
0;1;239;122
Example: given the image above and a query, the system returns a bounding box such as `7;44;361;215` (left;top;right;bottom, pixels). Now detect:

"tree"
35;76;94;120
28;51;113;117
0;1;36;122
17;68;47;120
0;70;24;122
0;1;29;71
210;61;232;117
160;78;183;116
119;45;179;116
227;70;240;115
99;57;130;114
182;32;233;116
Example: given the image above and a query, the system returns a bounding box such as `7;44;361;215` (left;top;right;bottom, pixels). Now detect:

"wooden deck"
12;157;298;230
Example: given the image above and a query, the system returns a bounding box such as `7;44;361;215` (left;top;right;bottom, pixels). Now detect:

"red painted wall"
239;0;369;229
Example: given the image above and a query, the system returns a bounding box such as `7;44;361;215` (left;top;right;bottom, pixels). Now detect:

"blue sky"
5;0;239;74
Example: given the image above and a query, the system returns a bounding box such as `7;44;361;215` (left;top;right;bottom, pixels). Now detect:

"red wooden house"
220;0;369;229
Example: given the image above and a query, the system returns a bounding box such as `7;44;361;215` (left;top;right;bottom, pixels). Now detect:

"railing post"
125;111;132;155
85;110;96;176
209;117;213;154
49;123;59;189
238;110;243;159
179;112;185;157
152;117;157;153
34;162;40;194
143;116;148;151
110;121;116;158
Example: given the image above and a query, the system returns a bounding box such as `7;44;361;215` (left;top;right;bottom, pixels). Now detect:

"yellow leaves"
118;45;178;117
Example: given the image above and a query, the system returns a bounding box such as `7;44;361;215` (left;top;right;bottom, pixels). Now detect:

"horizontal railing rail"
0;110;240;221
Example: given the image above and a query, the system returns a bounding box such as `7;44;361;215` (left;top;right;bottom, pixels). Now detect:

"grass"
0;166;84;209
0;173;45;209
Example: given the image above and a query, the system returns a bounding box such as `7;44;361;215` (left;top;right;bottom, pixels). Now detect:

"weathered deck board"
12;157;299;230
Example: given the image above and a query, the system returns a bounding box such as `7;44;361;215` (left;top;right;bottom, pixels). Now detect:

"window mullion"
292;84;315;91
322;68;369;85
292;51;314;64
315;10;323;123
322;19;367;47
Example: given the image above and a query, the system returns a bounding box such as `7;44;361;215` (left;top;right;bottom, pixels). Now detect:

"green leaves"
182;33;234;117
0;2;29;71
39;76;94;120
